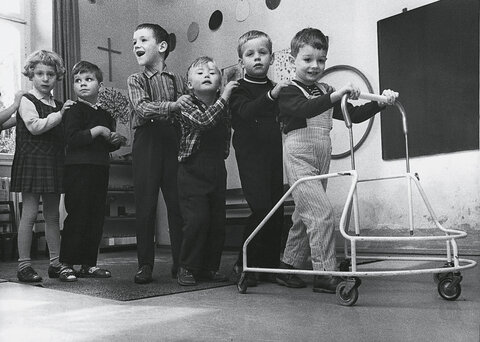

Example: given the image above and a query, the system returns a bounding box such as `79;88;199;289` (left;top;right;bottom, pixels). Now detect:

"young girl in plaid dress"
11;50;75;283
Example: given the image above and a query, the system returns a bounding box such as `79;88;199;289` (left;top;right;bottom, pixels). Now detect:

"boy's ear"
269;53;274;66
158;41;168;54
238;58;244;69
99;81;104;89
186;80;193;90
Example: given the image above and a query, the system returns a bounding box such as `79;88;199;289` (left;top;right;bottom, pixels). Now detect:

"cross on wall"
97;38;121;82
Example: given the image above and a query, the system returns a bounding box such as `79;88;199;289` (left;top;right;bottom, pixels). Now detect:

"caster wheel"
437;277;461;301
433;272;451;284
336;281;359;306
237;273;248;294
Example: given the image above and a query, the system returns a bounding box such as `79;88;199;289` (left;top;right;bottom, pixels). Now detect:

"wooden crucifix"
97;38;121;82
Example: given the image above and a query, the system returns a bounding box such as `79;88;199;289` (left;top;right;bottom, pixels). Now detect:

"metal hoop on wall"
321;65;375;160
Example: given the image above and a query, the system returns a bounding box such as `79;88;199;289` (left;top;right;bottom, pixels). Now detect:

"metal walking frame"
237;92;477;306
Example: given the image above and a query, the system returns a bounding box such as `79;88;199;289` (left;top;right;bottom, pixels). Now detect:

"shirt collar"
244;74;268;84
144;64;174;79
77;97;99;109
30;88;54;102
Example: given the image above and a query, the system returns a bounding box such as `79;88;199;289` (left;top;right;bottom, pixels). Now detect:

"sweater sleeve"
332;101;385;123
278;85;334;119
18;97;63;135
229;84;275;121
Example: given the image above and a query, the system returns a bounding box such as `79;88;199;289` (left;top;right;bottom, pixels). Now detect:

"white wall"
78;0;479;252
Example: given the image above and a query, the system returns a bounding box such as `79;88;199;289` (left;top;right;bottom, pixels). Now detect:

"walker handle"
358;92;389;103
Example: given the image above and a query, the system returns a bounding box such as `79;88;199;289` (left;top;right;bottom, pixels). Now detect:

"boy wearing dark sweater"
229;30;290;286
60;61;125;278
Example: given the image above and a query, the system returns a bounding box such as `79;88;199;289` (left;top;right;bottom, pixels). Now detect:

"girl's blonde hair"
22;50;66;80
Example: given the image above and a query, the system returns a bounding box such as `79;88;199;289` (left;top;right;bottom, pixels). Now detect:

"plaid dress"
10;93;65;194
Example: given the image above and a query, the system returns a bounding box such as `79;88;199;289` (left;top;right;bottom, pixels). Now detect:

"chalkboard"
378;0;479;160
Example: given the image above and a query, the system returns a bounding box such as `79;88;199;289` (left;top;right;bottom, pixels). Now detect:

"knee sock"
42;194;61;268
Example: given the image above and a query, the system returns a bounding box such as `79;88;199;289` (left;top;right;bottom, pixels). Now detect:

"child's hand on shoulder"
60;100;76;116
174;95;194;112
13;90;27;107
378;89;399;106
221;81;239;101
270;80;292;99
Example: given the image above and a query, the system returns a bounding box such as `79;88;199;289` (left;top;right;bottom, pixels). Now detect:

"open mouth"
136;51;145;57
254;64;263;68
202;80;212;84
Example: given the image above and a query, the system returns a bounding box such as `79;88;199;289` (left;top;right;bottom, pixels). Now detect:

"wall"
77;0;479;253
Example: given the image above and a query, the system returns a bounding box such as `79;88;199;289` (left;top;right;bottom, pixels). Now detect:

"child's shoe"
312;275;341;294
59;266;78;282
48;265;62;278
77;266;111;278
196;270;228;282
177;267;196;286
275;262;306;288
17;266;42;283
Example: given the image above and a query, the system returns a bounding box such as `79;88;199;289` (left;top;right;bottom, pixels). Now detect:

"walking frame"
237;92;477;306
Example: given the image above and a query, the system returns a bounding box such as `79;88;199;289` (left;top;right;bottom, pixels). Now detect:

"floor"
0;250;478;342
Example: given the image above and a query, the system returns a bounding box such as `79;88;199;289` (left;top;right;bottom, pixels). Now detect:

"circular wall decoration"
187;22;199;42
209;10;223;31
266;0;281;10
236;0;250;22
168;33;176;52
318;65;375;160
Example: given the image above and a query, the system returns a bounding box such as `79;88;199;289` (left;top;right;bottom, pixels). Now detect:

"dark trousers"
132;122;183;270
60;164;109;266
233;125;284;268
177;152;226;272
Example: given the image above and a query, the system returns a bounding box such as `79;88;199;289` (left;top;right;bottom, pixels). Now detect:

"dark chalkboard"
378;0;479;160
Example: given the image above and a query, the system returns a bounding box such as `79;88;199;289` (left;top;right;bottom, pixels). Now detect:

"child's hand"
221;81;239;101
378;89;399;106
13;90;27;107
108;132;128;146
91;126;111;139
270;80;292;99
331;82;360;102
174;95;194;112
60;100;76;116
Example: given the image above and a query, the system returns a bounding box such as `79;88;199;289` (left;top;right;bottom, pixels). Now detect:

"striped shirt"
127;65;186;128
177;94;230;162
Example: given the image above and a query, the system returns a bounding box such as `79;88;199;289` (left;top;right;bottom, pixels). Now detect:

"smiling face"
239;37;273;78
31;63;57;97
187;61;221;95
73;71;102;103
293;44;328;85
132;28;167;67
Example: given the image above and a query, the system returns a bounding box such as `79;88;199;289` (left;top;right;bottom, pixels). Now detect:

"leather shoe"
134;265;152;284
313;275;342;294
275;262;306;288
177;267;196;286
17;266;42;283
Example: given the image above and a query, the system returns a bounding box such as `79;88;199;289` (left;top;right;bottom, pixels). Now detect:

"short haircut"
290;28;329;57
72;61;103;83
22;50;66;80
186;56;219;80
135;23;170;59
237;30;272;58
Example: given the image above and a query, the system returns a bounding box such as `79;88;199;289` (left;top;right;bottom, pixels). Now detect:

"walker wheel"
237;272;248;294
437;277;461;301
335;281;359;306
433;262;455;284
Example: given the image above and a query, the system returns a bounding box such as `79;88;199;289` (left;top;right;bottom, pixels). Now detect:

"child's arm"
127;74;194;122
64;104;110;147
229;81;289;122
278;85;334;119
0;90;26;130
179;81;238;130
19;97;74;135
332;88;398;123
